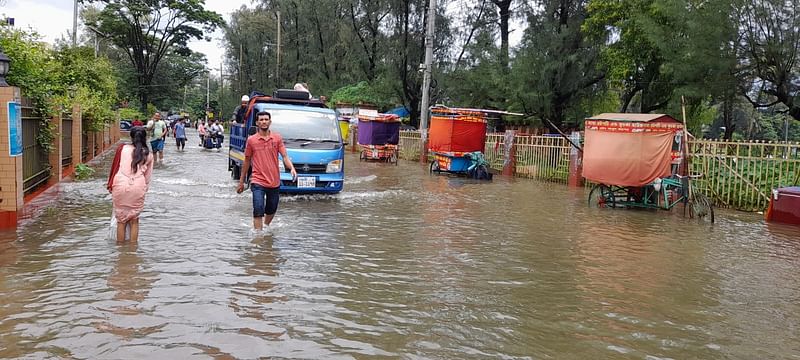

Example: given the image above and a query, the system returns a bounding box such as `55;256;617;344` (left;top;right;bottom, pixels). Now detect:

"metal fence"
398;131;572;183
398;130;423;161
485;134;572;183
689;139;800;211
20;100;50;194
62;115;73;168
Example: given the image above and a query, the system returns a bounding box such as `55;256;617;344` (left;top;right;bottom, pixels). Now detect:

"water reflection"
228;236;286;339
93;244;163;339
1;138;799;359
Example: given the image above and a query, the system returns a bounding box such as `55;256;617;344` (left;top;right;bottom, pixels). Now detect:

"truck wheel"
231;164;241;180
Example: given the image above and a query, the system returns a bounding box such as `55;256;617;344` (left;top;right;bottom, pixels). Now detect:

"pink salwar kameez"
111;145;154;223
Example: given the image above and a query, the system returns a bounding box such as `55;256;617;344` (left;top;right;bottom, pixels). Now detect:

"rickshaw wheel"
688;192;715;223
359;150;366;162
588;184;614;208
430;160;440;174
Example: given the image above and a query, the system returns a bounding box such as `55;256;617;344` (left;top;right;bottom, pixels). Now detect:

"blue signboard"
8;102;22;157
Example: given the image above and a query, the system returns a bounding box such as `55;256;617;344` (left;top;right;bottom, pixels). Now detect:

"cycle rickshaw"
583;113;715;222
427;106;493;179
357;113;400;164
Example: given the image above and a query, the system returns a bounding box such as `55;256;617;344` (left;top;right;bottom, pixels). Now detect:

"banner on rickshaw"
582;113;683;187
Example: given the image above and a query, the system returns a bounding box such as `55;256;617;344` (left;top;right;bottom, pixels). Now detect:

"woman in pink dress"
108;126;154;243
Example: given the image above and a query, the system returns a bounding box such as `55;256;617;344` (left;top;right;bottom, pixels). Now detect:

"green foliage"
0;28;58;115
330;82;391;109
0;27;61;153
74;163;96;180
51;46;118;130
695;157;798;211
146;104;158;117
118;107;144;121
511;0;605;129
84;0;223;111
0;27;118;151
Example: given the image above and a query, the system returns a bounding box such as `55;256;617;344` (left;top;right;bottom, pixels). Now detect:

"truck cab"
228;90;345;194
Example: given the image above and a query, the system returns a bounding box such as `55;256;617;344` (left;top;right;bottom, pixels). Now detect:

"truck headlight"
326;159;342;173
278;159;285;172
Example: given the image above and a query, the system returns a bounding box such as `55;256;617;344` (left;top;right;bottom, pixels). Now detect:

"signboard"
359;108;378;118
7;102;22;157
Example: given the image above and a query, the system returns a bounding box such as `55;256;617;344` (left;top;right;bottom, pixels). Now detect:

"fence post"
502;130;516;176
568;131;584;187
71;105;81;167
112;116;120;143
46;112;62;185
350;126;358;153
0;86;23;228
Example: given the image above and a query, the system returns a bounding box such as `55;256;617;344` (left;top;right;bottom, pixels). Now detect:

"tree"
82;0;223;112
736;0;800;121
512;0;605;129
584;0;672;113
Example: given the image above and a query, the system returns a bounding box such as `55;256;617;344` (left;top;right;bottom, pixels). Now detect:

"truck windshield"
265;108;339;141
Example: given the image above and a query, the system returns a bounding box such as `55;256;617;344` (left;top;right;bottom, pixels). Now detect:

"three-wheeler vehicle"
583;113;714;222
357;113;400;165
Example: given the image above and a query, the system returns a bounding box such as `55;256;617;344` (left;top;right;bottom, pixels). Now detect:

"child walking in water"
107;126;154;243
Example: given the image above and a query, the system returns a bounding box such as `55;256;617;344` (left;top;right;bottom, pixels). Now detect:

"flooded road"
1;129;799;359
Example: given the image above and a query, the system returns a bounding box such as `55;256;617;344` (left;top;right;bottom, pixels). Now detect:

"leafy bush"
119;108;144;121
330;81;391;109
0;27;119;150
74;163;95;181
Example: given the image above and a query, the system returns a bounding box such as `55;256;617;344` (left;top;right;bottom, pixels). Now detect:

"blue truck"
228;90;345;194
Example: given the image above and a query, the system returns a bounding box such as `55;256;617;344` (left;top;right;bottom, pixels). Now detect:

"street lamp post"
0;46;11;87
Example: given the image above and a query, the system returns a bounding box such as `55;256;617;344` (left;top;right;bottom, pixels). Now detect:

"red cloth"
429;117;486;153
245;132;287;188
106;144;124;192
582;130;674;187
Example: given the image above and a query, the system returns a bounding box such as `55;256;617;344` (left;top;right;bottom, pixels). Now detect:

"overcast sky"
1;0;522;67
0;0;250;66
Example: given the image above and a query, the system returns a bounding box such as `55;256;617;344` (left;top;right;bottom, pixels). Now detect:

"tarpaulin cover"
429;116;487;153
582;130;675;187
358;120;400;145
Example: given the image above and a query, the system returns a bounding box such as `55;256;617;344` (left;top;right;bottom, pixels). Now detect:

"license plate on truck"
297;176;316;188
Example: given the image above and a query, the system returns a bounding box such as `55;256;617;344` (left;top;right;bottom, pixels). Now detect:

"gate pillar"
568;131;584;187
0;86;23;228
47;113;62;185
71;105;81;168
502;130;516;176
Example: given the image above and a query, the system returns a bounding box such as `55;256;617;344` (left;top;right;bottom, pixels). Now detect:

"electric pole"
220;58;224;122
418;0;436;163
276;10;281;88
239;43;243;95
205;70;210;123
72;0;78;46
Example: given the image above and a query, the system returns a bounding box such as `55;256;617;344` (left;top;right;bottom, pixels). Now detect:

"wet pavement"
1;128;799;359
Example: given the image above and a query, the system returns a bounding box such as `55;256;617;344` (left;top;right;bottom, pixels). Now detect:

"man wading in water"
236;111;297;232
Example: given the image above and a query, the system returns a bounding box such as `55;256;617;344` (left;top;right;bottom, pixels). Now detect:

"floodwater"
1;129;799;359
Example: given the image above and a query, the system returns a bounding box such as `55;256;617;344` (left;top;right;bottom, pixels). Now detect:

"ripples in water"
1;141;799;359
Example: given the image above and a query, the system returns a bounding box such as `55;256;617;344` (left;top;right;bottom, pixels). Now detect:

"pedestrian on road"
237;111;297;232
107;126;154;243
198;121;207;146
146;112;167;162
174;118;188;151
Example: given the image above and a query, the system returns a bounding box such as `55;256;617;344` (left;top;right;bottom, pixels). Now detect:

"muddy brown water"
1;130;799;359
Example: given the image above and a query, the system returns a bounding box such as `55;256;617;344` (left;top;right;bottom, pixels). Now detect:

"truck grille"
293;163;327;174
